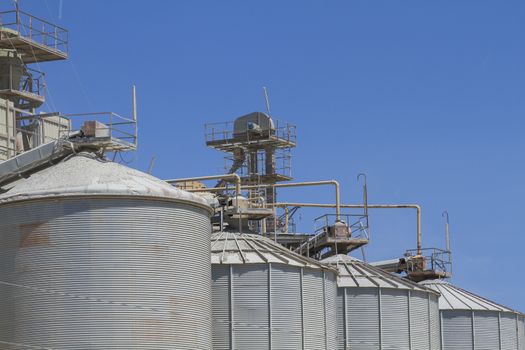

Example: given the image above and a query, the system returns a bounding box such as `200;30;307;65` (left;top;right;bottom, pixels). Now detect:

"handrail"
0;8;69;54
267;202;424;256
17;10;68;32
204;119;297;145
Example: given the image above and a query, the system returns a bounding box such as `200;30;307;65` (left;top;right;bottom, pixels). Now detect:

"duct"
217;148;245;188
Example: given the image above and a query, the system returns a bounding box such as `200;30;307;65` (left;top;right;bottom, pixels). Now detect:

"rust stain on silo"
19;223;50;247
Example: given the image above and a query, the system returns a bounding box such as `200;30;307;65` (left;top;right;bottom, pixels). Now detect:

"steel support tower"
205;111;296;232
0;1;68;160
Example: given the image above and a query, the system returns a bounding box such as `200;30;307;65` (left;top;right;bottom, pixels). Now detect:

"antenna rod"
132;85;138;147
15;0;20;31
262;86;271;115
147;156;156;175
443;210;450;252
132;85;137;122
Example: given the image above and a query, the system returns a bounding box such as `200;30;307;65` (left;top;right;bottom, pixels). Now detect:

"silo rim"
0;193;214;215
0;153;213;214
321;254;440;296
421;279;525;316
211;231;338;273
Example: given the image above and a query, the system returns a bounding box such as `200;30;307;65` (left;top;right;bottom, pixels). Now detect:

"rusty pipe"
184;180;342;221
165;174;242;198
267;202;422;255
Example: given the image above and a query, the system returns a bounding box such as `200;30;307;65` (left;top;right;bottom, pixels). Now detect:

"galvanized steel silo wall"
337;286;440;350
441;311;525;350
514;315;525;350
212;263;338;350
0;197;212;350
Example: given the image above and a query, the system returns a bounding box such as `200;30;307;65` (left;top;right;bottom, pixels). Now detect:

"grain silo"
0;153;214;350
211;231;338;350
421;279;525;350
322;254;441;350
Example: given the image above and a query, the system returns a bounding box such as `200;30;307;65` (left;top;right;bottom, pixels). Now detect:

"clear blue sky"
21;1;525;311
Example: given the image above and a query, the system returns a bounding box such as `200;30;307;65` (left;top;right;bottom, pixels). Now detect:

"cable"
0;278;319;335
43;0;96;112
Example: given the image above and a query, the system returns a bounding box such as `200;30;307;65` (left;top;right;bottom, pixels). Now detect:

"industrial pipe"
267;202;422;256
185;180;342;221
165;174;242;198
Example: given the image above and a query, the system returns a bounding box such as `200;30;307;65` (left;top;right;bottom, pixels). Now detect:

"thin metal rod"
357;173;368;217
165;174;242;197
263;86;271;114
267;202;423;255
284;207;289;234
442;210;452;277
442;210;450;252
132;85;138;147
147;156;156;175
132;85;137;122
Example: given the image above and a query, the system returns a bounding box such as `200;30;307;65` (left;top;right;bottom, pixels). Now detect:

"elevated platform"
206;134;296;152
0;32;67;63
0;88;44;108
371;248;453;283
0;124;136;188
205;117;297;152
407;270;451;283
0;10;68;63
294;234;369;258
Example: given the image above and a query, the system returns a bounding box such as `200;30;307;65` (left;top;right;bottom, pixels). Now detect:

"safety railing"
314;213;370;240
0;9;68;54
205;119;297;146
293;213;369;256
15;112;137;151
404;247;452;276
0;65;45;96
61;112;137;150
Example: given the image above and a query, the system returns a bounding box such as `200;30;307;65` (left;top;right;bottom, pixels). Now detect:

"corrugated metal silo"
322;254;441;350
421;279;525;350
0;153;214;350
211;231;338;350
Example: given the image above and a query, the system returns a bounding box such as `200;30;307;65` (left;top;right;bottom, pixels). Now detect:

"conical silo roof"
211;231;335;270
420;279;524;315
322;254;438;294
0;153;211;210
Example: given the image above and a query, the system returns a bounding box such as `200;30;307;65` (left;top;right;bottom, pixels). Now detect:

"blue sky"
19;1;525;311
